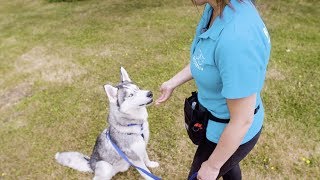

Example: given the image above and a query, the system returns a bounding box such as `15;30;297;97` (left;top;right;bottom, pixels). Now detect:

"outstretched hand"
155;81;175;105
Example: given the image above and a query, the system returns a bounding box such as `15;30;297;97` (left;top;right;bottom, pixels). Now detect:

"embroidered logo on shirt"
193;49;205;71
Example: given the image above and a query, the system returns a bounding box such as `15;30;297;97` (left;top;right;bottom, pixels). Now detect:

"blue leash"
189;172;198;180
106;132;161;180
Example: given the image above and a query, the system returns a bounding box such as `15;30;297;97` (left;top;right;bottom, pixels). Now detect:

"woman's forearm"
207;94;256;170
207;120;253;170
166;64;193;88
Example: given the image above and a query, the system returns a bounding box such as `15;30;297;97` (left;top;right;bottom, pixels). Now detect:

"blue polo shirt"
190;0;271;144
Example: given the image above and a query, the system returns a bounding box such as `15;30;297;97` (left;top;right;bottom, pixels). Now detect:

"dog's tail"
55;151;93;173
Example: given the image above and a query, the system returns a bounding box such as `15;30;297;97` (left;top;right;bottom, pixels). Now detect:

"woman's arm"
155;64;193;105
197;94;256;179
165;63;193;89
208;93;256;169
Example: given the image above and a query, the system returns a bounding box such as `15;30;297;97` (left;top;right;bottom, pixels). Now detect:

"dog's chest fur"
130;139;146;158
89;108;149;169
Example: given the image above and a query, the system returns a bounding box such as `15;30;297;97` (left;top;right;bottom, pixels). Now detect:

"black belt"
204;105;260;124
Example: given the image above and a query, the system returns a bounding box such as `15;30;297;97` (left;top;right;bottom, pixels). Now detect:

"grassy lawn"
0;0;319;179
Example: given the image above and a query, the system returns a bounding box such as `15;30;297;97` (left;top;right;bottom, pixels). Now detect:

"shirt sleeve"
215;35;261;99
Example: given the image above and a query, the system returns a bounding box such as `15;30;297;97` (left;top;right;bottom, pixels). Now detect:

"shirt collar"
198;3;235;40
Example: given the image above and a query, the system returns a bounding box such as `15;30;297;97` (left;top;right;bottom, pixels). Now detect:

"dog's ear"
104;84;117;103
120;67;132;82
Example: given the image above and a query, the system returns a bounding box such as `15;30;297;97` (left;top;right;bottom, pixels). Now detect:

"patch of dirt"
82;44;136;59
16;46;86;83
0;82;33;111
1;36;17;46
0;82;34;129
266;68;285;80
82;46;112;58
0;46;87;127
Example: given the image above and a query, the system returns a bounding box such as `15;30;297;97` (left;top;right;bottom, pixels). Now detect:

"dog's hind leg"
114;160;130;173
93;161;115;180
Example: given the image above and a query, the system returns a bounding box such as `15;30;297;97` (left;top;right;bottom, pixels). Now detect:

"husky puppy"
55;67;159;180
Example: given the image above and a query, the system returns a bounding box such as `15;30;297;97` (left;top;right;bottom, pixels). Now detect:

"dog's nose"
147;91;153;98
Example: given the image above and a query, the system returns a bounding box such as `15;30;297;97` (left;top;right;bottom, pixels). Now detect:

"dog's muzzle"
147;91;153;98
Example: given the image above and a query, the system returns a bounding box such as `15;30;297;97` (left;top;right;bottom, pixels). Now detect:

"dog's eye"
128;93;134;98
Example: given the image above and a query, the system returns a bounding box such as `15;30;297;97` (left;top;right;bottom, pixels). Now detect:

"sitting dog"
55;67;159;180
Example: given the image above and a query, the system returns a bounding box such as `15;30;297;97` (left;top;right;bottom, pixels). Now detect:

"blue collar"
127;124;144;138
127;123;142;127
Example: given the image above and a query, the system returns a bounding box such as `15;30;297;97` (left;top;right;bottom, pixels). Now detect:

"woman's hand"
155;81;175;105
155;64;193;105
197;161;220;180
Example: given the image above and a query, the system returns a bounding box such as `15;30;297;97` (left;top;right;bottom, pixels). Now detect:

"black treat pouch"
184;92;208;145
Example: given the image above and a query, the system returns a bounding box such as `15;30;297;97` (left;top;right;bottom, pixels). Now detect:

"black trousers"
188;129;261;180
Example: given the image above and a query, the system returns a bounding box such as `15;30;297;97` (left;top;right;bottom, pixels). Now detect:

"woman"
156;0;271;179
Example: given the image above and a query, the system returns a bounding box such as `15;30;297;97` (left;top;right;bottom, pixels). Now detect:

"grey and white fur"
55;67;159;180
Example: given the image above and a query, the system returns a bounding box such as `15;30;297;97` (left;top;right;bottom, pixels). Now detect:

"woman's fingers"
156;88;170;105
155;92;167;105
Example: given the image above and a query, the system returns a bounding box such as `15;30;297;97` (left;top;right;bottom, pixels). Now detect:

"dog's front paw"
146;161;159;168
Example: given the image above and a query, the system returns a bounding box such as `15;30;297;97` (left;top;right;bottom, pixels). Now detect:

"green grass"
0;0;319;179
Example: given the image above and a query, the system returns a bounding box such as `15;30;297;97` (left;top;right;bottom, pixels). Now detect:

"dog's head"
104;67;153;112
